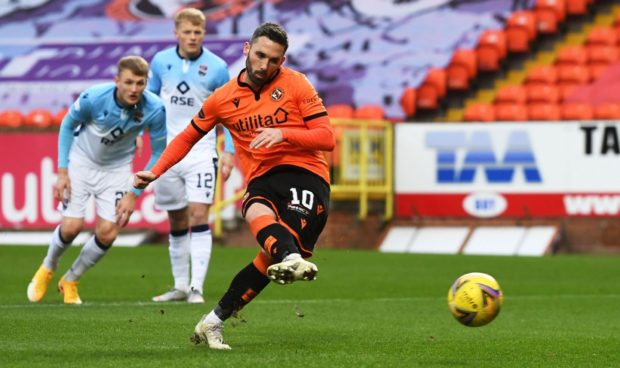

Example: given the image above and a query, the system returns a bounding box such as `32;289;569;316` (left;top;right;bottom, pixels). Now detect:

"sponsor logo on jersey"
176;81;190;94
270;88;283;101
231;107;289;132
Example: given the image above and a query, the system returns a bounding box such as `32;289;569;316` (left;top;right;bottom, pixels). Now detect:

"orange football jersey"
193;66;333;184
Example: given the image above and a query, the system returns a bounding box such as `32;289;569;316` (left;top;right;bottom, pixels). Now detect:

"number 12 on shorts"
197;173;213;189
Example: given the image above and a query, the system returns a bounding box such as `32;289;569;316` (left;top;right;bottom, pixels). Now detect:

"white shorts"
60;161;132;223
154;153;218;211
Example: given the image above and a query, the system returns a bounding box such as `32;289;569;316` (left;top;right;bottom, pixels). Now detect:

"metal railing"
329;119;394;220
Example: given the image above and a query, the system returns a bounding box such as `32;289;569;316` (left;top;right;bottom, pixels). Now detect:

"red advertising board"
0;132;169;231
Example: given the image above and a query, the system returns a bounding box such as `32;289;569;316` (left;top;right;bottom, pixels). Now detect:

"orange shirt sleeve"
150;122;203;177
151;95;220;177
281;115;335;151
280;74;335;151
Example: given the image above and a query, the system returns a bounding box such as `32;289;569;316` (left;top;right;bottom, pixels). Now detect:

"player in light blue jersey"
148;8;235;304
27;55;167;305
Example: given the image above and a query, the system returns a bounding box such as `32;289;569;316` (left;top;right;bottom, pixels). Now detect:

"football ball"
447;272;503;327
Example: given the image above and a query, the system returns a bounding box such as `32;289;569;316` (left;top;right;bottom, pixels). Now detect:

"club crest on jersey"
232;98;240;108
270;88;284;101
198;64;208;76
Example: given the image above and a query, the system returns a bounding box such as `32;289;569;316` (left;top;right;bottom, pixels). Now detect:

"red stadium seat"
561;103;594;120
495;85;527;104
54;108;68;126
586;26;617;47
476;30;507;71
589;64;612;80
587;45;619;64
526;84;560;104
594;103;620;119
587;45;619;79
354;105;385;120
525;65;558;85
447;49;477;91
566;0;588;16
327;104;354;119
24;109;54;128
464;103;496;122
495;103;528;121
557;64;591;85
555;45;588;66
558;83;581;101
417;68;447;110
535;0;566;34
506;11;537;53
528;103;561;121
0;110;24;128
400;87;417;118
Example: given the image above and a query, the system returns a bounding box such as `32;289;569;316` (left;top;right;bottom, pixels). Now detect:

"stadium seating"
399;87;417;118
526;84;561;104
447;49;477;91
566;0;589;16
587;45;619;79
417;68;447;110
0;110;23;128
463;103;495;122
594;103;620;119
586;26;617;47
476;30;507;71
54;108;68;127
494;103;528;121
24;109;54;128
561;103;594;120
528;103;561;121
534;0;566;34
327;104;355;119
506;11;537;53
354;105;385;120
495;85;527;104
525;65;558;85
555;45;588;66
557;64;591;86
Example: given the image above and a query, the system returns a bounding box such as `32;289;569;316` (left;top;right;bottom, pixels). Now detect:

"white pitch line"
1;294;619;309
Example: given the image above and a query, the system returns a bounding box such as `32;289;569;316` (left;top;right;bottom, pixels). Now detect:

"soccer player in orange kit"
133;22;335;350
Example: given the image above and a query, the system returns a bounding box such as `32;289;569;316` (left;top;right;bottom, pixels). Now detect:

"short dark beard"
245;57;264;88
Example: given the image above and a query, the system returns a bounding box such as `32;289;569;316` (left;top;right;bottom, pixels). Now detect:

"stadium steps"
442;3;620;122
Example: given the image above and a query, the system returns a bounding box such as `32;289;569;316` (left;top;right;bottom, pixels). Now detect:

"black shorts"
242;165;330;257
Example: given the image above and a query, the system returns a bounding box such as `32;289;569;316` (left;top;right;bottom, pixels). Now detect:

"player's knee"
60;220;83;242
188;205;209;227
94;223;118;246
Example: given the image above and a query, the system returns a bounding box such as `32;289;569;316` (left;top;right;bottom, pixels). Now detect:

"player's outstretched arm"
133;171;157;189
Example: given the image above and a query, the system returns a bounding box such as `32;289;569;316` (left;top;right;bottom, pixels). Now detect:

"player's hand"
220;152;234;181
135;136;143;158
115;192;136;228
133;171;157;189
250;128;283;149
54;168;71;203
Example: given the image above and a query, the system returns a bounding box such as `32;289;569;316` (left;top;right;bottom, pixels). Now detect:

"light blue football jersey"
148;46;230;156
58;82;167;170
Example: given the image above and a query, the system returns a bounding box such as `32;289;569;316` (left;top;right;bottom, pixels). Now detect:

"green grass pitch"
0;245;618;367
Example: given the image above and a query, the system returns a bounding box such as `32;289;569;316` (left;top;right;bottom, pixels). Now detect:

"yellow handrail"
330;119;393;220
